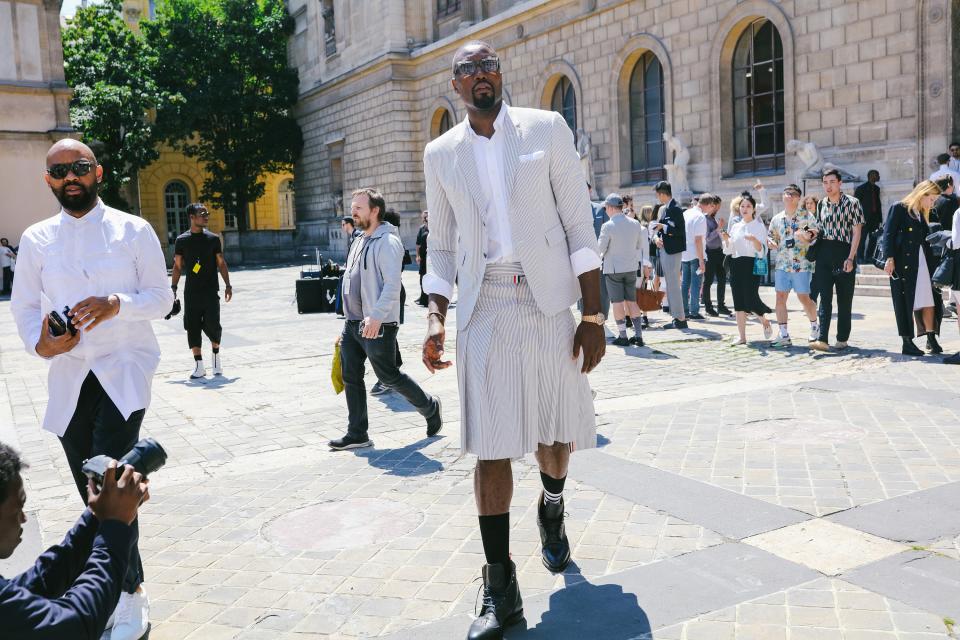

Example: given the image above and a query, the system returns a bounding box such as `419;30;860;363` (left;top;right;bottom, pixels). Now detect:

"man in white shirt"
949;142;960;174
680;201;708;319
10;139;172;640
930;153;960;187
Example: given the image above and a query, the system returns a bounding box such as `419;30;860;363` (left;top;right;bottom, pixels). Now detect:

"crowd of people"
589;161;960;363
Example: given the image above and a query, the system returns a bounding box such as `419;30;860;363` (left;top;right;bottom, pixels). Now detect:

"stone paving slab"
384;543;819;640
569;448;810;539
842;551;960;623
828;482;960;544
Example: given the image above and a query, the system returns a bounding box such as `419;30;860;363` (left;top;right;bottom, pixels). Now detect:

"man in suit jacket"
932;175;958;234
651;181;688;329
854;170;883;264
420;40;605;640
598;193;646;346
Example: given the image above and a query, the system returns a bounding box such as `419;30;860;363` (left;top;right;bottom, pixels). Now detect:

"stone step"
854;284;889;298
856;274;888;286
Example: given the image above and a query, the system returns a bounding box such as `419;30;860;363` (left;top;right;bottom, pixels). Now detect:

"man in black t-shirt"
171;203;232;379
415;210;429;306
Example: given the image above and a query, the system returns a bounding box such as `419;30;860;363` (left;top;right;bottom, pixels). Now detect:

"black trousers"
813;239;856;342
702;248;727;308
340;321;437;439
59;372;144;593
730;257;767;314
183;291;222;349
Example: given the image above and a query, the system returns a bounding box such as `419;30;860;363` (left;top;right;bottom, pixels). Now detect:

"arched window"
550;76;577;135
164;181;190;244
278;180;296;228
733;19;785;175
629;52;666;183
431;108;454;140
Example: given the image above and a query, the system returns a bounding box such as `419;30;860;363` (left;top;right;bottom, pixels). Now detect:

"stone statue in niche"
663;131;690;197
787;139;825;178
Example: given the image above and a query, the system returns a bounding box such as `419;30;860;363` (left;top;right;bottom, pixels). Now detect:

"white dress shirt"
681;207;707;262
727;218;769;258
949;157;960;174
931;165;960;188
10;200;174;435
465;105;516;266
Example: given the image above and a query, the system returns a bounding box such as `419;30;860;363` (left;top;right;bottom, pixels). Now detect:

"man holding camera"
330;187;442;451
10;139;173;640
0;443;149;639
171;202;233;379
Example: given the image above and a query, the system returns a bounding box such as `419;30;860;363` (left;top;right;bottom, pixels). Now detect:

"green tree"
62;0;160;209
145;0;302;231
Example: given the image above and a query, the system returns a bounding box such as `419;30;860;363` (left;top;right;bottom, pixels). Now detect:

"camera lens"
121;438;168;477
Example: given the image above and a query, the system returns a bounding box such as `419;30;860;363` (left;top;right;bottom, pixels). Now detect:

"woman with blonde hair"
881;179;944;355
801;195;819;216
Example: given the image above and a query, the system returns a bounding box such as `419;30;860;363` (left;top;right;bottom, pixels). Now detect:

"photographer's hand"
70;295;121;332
87;461;149;526
35;315;80;358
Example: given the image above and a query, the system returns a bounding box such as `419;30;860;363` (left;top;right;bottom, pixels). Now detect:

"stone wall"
292;0;954;254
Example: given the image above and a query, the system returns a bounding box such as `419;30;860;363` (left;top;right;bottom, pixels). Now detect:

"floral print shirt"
768;209;819;273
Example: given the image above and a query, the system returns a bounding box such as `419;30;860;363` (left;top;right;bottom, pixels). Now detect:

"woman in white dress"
722;193;774;345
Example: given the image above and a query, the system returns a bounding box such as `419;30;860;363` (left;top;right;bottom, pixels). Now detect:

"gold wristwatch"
581;313;605;325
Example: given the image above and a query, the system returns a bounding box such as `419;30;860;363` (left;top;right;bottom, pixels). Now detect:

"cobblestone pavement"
1;265;959;639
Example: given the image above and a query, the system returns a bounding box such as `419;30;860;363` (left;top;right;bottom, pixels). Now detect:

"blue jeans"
681;259;703;316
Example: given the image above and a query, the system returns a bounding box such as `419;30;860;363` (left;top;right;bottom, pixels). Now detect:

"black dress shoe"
717;306;732;316
628;335;644;347
426;396;443;437
537;497;571;573
705;307;719;317
612;336;630;346
467;561;523;640
901;340;925;357
926;333;944;354
943;352;960;365
661;319;688;330
687;313;706;320
329;434;373;450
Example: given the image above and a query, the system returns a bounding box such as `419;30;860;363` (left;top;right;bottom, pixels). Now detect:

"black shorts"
183;292;222;348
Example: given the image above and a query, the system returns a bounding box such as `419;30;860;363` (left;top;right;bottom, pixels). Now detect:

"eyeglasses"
47;160;96;180
454;57;500;77
193;211;210;217
783;191;801;198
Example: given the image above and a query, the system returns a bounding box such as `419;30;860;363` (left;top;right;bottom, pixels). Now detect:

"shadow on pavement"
508;562;652;639
353;437;444;477
164;376;240;388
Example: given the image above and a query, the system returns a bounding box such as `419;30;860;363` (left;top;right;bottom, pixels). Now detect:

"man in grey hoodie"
330;188;443;450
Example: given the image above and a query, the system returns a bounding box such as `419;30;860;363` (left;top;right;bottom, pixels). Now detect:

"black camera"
48;306;78;338
82;438;168;486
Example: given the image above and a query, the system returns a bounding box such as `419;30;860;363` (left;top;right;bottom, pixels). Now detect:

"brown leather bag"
636;279;665;312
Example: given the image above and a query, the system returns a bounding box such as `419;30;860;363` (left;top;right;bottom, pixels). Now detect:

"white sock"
779;324;790;338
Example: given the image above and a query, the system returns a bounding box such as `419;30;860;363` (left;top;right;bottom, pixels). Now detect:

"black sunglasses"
47;160;96;180
454;57;500;77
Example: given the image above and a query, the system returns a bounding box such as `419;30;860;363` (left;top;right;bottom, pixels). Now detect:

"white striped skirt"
456;263;597;460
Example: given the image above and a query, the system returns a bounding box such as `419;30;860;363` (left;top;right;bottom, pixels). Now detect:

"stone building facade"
0;0;73;245
289;0;958;259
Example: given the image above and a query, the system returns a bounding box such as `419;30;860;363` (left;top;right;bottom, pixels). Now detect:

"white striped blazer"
422;105;599;329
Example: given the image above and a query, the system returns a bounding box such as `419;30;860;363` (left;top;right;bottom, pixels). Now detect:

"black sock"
193;354;202;361
478;513;510;567
540;471;566;506
212;347;220;354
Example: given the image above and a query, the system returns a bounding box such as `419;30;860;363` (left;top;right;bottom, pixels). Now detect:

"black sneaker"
688;313;706;320
612;336;630;346
660;319;688;330
329;434;373;450
705;307;719;317
370;381;390;395
426;396;443;437
717;306;733;316
628;335;644;347
467;561;524;640
640;316;649;329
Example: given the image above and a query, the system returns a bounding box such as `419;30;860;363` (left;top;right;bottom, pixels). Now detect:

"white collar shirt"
0;247;11;268
465;104;516;265
949;157;960;173
931;165;960;187
10;200;174;435
728;218;769;258
681;207;707;262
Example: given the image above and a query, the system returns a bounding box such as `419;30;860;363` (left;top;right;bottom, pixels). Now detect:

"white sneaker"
112;586;150;640
211;352;222;375
809;324;820;342
190;360;206;379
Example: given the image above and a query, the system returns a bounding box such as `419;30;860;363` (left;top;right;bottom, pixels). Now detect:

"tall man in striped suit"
421;41;605;640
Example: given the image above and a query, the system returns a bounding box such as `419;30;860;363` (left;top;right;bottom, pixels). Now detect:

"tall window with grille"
322;1;335;56
733;19;785;176
437;0;460;19
278;180;296;228
164;181;190;244
550;76;577;138
629;52;666;183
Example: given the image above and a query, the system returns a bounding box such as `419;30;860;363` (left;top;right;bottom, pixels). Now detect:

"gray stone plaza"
2;267;960;639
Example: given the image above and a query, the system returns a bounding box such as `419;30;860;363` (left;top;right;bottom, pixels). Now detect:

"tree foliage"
62;0;160;209
145;0;302;230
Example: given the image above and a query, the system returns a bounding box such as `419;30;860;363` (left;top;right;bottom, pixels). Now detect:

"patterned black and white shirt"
816;193;865;244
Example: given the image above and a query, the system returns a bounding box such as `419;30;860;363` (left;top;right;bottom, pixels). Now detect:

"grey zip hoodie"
342;221;403;324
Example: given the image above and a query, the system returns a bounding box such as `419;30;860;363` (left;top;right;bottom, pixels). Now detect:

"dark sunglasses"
454;57;500;77
47;160;96;180
192;211;210;217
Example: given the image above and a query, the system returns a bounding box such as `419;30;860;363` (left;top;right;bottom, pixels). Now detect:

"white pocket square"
519;150;545;162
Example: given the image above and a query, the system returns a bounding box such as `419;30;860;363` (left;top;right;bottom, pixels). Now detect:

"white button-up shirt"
465;105;516;265
10;200;174;435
